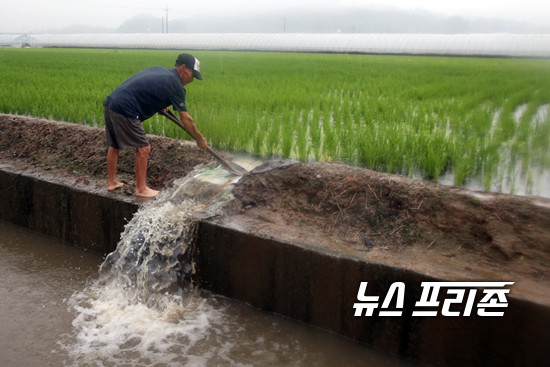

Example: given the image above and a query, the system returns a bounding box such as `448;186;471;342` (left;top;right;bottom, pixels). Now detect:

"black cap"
175;53;203;80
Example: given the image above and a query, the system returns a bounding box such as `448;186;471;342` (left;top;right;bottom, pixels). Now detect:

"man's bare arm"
179;110;207;150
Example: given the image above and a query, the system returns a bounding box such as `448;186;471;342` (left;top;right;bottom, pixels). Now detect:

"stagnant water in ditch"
0;164;418;367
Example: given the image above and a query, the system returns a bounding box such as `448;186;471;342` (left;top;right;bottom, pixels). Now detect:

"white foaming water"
64;283;221;366
60;164;242;367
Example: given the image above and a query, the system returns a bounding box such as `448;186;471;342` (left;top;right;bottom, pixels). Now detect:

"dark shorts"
104;106;149;150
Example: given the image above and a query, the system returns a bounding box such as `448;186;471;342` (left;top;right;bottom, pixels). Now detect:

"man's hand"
196;135;208;151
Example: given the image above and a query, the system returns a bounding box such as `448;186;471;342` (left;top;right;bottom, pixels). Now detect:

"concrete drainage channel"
0;162;548;367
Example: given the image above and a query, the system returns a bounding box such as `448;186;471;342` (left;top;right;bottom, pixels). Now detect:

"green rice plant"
265;114;281;157
295;115;309;162
308;106;323;161
280;108;294;158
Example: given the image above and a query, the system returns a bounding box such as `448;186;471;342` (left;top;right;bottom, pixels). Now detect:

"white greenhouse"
2;33;549;57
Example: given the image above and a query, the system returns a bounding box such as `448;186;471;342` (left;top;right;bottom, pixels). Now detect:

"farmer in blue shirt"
103;53;207;198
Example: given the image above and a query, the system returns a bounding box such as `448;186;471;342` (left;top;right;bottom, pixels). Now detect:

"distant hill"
42;7;550;34
183;8;550;34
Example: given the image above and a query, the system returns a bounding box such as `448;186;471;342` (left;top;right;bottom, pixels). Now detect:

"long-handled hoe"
159;109;248;176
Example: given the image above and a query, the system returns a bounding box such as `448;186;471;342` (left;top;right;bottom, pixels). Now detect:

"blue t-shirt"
104;66;187;121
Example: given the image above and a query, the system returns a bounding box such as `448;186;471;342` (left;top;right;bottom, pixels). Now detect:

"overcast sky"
1;0;549;33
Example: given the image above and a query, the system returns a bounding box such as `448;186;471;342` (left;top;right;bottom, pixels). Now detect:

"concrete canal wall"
0;162;548;367
0;163;138;254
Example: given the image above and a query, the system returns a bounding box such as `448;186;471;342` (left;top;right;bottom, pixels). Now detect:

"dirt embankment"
1;114;549;303
0;114;212;192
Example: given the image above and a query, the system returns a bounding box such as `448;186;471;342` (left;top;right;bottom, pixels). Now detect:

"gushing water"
98;164;238;303
60;164;241;367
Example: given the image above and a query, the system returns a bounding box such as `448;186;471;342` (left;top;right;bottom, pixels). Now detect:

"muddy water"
0;220;103;367
0;221;417;367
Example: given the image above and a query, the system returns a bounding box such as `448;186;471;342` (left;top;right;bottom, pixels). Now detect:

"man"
103;53;207;198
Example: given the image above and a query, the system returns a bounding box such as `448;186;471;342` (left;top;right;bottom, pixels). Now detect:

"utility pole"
165;5;170;33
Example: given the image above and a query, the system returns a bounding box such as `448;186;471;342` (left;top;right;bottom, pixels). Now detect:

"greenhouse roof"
13;33;550;57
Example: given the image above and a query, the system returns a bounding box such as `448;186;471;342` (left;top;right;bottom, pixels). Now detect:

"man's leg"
135;145;159;197
107;146;124;191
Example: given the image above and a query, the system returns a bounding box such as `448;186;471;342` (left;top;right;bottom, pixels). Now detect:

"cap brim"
193;70;203;80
